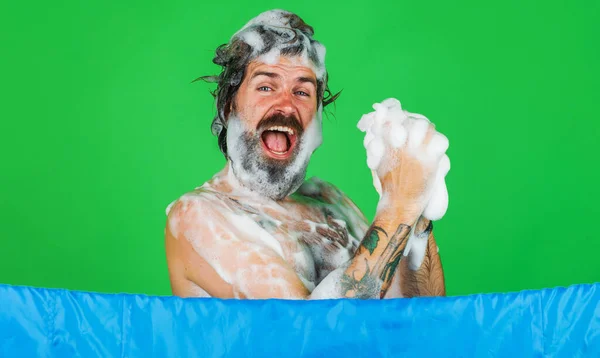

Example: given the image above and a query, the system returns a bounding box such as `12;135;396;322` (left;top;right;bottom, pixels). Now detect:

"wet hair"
194;10;341;157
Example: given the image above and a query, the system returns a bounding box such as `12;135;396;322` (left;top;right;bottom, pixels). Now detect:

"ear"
228;92;240;117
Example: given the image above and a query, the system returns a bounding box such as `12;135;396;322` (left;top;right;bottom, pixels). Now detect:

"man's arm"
338;208;418;299
319;180;446;298
399;217;446;297
165;196;312;299
165;194;418;300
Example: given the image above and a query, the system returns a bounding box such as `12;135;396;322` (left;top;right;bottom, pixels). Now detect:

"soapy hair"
194;10;340;157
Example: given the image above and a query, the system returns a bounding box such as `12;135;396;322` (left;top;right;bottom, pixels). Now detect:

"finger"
363;131;375;147
426;132;450;158
357;112;374;132
421;124;437;147
439;154;451;176
381;98;401;109
388;120;407;148
405;111;434;128
366;138;385;170
407;117;431;151
422;154;450;220
423;180;449;221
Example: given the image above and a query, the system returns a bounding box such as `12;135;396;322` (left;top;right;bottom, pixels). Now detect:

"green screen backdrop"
1;0;599;297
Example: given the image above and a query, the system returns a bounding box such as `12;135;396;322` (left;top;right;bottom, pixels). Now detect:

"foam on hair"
231;9;327;79
202;9;333;157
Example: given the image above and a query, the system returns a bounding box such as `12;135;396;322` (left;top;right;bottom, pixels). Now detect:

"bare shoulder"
165;189;221;239
164;186;312;299
164;187;235;298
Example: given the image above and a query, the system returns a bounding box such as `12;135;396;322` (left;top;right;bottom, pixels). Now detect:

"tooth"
265;126;295;136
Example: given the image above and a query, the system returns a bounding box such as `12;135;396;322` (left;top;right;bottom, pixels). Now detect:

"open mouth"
260;126;298;160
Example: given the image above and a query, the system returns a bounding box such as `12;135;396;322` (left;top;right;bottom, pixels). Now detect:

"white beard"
225;111;323;200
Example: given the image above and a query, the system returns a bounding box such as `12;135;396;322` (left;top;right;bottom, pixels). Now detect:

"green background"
1;0;598;297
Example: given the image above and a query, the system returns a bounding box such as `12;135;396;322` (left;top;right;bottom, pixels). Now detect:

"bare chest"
225;197;361;290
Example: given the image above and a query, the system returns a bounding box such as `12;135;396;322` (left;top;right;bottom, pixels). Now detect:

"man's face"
235;56;319;159
225;56;323;200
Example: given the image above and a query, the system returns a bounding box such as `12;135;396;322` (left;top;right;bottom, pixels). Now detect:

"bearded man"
165;9;449;299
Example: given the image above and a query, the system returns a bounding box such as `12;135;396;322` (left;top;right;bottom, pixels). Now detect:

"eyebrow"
251;71;281;80
251;71;317;88
297;76;317;88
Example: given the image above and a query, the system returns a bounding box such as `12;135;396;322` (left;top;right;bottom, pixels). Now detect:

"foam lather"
357;98;450;221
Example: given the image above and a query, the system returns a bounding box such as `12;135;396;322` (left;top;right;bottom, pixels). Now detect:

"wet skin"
165;57;446;299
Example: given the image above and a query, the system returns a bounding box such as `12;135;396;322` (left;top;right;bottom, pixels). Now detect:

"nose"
272;91;296;117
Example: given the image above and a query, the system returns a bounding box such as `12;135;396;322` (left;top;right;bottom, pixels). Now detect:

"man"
165;9;448;299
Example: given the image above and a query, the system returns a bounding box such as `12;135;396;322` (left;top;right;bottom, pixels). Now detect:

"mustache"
257;113;304;136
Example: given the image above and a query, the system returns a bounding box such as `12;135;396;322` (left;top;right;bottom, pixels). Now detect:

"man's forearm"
339;210;419;299
400;218;446;297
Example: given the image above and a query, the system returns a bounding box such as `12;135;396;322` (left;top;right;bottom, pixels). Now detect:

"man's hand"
357;98;450;221
341;99;449;299
377;116;448;220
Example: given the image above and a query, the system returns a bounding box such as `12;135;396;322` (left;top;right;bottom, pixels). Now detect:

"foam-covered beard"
226;110;323;200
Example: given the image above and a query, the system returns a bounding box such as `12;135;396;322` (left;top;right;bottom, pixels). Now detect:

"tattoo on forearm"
340;258;381;299
361;226;384;254
341;224;411;298
373;224;411;296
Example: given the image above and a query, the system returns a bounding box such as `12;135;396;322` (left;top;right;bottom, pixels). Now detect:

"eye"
258;86;272;92
295;90;310;97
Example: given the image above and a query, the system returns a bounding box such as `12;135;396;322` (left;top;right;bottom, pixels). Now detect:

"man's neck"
207;162;298;205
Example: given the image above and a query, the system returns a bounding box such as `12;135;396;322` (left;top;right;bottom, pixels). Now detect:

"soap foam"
226;213;285;258
422;154;451;221
407;117;430;151
309;264;348;299
357;98;451;222
388;120;407;148
239;30;265;53
231;9;327;80
257;48;281;66
233;9;294;36
168;191;286;287
366;138;385;170
403;226;428;270
310;261;384;299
